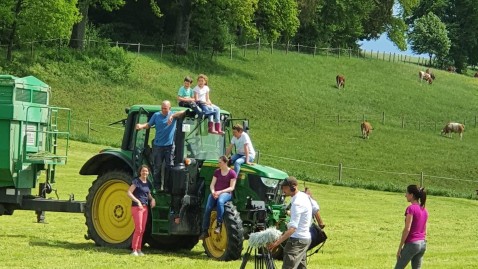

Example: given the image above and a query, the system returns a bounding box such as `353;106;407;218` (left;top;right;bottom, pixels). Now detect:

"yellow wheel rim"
92;179;134;243
204;211;228;258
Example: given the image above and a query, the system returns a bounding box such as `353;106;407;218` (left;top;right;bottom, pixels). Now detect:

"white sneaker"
130;251;139;256
137;251;145;256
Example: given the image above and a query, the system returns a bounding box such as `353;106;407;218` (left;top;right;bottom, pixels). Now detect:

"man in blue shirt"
136;100;185;192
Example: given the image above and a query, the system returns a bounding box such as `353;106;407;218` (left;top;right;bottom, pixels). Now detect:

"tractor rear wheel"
84;171;134;248
203;202;244;261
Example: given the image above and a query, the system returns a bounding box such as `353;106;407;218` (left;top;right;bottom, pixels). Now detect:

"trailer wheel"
85;171;133;248
203;202;244;261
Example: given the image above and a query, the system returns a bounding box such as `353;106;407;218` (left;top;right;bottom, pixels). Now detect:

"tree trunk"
6;0;23;61
69;0;90;49
174;0;192;55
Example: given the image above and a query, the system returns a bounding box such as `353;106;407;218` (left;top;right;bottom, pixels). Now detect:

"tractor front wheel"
203;202;244;261
84;171;134;248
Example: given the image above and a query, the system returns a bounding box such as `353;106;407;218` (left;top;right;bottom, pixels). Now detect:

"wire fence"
0;37;429;66
257;153;478;199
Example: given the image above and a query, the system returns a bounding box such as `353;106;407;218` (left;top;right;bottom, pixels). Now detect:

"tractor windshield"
183;118;225;160
247;174;283;204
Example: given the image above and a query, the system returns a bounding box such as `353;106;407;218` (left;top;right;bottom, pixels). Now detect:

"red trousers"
131;205;148;251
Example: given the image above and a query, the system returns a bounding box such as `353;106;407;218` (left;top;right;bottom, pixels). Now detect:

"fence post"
137;43;141;54
370;50;373;59
297;43;300;53
313;45;316;57
161;44;164;58
382;111;385;124
230;44;232;59
338;163;343;182
87;119;91;140
393;53;395;63
420;172;424;187
376;50;379;59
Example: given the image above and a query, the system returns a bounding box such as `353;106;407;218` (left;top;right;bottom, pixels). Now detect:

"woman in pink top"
199;155;237;239
395;185;428;269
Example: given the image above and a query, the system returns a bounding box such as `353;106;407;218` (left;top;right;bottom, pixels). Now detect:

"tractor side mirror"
243;120;249;133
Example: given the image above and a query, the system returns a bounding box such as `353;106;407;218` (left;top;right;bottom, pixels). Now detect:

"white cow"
441;122;465;140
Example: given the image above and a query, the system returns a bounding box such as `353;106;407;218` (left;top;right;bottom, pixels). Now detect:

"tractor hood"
202;160;288;179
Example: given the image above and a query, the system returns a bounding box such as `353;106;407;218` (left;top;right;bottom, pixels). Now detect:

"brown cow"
419;71;434;84
336;75;345;89
361;121;373;139
441;122;465;140
474;72;478;78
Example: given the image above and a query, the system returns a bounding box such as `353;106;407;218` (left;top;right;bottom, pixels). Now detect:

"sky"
359;34;427;57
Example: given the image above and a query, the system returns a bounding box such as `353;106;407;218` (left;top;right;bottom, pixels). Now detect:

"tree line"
0;0;476;73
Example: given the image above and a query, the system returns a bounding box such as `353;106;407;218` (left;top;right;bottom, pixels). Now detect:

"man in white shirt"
225;124;255;176
268;177;312;269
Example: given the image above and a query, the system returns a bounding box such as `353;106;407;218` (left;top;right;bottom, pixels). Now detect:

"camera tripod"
240;246;276;269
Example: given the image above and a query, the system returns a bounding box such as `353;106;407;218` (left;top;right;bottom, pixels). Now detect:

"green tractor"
80;104;290;260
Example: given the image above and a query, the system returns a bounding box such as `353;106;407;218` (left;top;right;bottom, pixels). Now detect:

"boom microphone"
248;227;282;248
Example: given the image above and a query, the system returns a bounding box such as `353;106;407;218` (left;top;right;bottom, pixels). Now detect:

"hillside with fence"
2;40;477;199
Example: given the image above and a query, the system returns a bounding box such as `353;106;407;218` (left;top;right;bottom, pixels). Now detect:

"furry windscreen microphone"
248;227;282;248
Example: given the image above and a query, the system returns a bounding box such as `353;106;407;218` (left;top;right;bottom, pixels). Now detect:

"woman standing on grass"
127;165;156;256
395;185;428;269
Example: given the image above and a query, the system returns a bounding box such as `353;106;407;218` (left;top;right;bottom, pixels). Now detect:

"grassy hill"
10;48;478;198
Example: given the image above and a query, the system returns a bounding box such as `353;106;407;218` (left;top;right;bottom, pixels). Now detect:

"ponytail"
418;187;427;208
407;185;427;208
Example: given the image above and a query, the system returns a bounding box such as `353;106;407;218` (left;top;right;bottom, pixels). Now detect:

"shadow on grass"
141;52;257;81
27;237;211;260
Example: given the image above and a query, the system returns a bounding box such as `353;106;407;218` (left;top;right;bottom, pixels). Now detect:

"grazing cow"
361;121;373;139
441;122;465;140
474;72;478;78
336;75;345;89
447;66;456;73
419;71;434;84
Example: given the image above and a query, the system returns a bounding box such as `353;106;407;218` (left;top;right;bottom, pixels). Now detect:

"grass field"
1;140;477;269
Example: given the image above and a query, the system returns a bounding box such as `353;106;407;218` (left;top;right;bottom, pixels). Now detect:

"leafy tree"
69;0;131;49
409;12;450;65
255;0;299;42
189;0;258;53
1;0;80;61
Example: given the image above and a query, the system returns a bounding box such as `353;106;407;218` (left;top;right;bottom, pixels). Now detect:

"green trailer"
0;75;83;219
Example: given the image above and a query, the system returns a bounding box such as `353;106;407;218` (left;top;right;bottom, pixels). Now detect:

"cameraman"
268;177;312;269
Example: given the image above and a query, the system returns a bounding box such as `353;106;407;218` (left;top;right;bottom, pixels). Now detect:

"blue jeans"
152;144;174;190
197;102;220;122
230;154;254;175
201;192;232;231
394;240;427;269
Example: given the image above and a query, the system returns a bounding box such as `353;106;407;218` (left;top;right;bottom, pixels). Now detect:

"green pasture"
0;140;477;269
17;48;478;198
